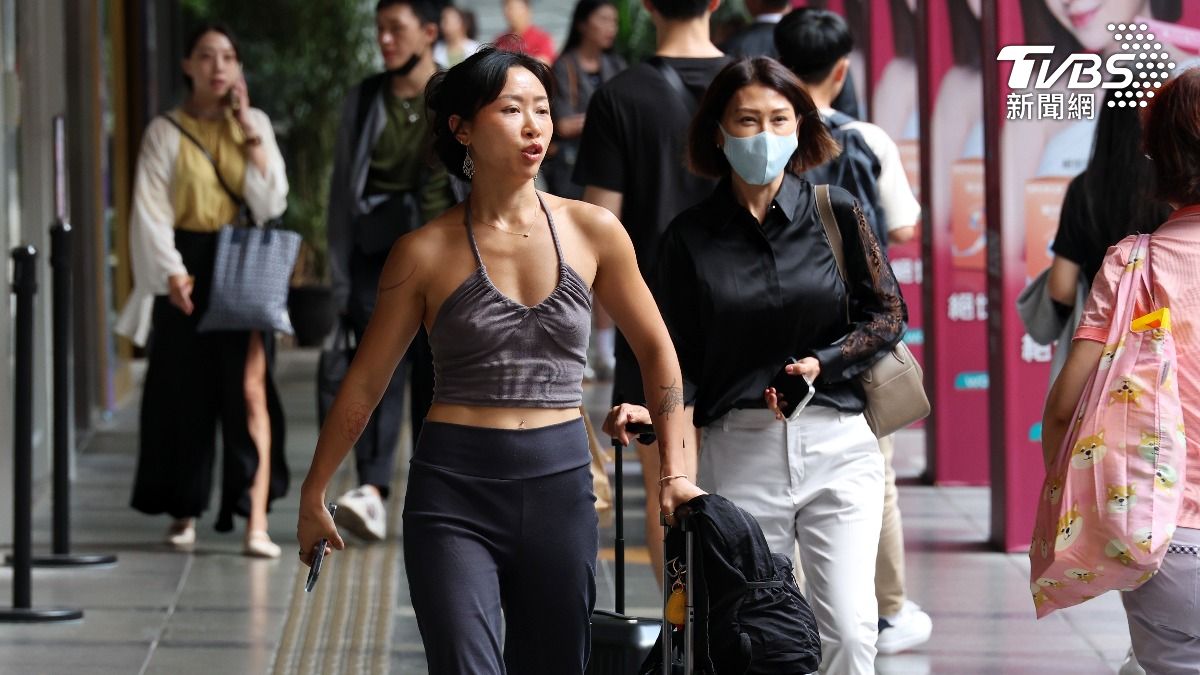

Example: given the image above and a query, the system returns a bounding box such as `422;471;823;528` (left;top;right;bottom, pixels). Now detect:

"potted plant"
287;200;337;347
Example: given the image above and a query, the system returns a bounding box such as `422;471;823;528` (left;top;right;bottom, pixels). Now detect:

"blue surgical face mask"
719;126;799;186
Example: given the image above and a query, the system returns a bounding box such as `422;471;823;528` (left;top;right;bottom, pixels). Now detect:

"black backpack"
639;495;822;674
801;111;890;252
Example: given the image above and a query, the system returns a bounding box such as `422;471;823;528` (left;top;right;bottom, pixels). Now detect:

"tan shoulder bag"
814;185;930;438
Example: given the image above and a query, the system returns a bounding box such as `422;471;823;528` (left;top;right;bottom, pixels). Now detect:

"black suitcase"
587;423;663;674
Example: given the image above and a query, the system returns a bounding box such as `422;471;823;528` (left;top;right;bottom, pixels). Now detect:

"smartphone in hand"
305;503;338;593
224;88;242;114
769;358;816;421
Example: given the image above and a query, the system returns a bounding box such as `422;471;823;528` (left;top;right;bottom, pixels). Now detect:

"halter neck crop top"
429;193;592;408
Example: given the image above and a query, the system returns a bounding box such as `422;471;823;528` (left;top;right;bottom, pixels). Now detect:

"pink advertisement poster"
869;0;926;433
989;0;1200;551
924;0;990;486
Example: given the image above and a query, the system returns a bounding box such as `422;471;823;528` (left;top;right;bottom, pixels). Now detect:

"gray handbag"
814;185;930;438
197;224;301;334
164;115;301;335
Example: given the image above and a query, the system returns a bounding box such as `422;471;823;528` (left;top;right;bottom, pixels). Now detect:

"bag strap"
824;110;855;129
565;55;580;111
814;185;845;281
814;185;851;323
161;113;247;211
1137;233;1158;307
647;57;699;113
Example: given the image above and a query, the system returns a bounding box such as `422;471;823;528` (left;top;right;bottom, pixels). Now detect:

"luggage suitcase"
588;422;663;674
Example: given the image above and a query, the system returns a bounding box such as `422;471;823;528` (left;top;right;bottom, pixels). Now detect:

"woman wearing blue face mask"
603;57;906;675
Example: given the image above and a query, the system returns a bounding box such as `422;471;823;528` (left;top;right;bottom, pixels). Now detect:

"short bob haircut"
687;58;839;180
1144;68;1200;207
426;46;555;180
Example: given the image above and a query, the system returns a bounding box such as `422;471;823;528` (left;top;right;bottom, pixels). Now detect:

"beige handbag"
580;407;614;527
814;185;930;438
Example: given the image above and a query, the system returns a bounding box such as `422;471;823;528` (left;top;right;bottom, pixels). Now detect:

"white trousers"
699;406;884;675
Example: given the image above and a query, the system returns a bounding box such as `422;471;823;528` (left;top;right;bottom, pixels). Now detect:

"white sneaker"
876;600;932;654
1119;648;1145;675
335;487;387;541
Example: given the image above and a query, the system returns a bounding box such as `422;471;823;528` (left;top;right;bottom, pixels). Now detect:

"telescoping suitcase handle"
621;422;656;445
611;420;693;675
660;509;694;675
609;421;655;616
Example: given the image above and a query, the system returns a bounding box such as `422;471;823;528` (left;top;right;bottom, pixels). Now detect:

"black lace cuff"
812;201;907;383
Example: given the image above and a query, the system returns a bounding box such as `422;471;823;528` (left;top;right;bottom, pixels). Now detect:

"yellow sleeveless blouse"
171;109;248;233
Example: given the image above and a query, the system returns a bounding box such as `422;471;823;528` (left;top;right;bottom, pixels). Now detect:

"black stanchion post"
24;223;115;567
52;223;70;555
0;245;82;623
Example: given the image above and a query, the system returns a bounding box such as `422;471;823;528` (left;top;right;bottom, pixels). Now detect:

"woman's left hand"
764;357;820;420
660;477;705;526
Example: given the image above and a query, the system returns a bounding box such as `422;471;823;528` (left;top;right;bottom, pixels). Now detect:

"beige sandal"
165;518;195;548
243;530;281;559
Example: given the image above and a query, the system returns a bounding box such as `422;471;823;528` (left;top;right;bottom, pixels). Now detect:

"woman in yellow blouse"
115;23;290;557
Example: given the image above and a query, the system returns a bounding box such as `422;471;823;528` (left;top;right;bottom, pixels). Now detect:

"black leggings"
403;418;598;675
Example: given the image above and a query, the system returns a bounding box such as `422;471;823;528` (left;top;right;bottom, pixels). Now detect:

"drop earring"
462;151;475;180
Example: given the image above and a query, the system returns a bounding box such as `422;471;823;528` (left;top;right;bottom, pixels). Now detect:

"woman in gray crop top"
296;47;703;675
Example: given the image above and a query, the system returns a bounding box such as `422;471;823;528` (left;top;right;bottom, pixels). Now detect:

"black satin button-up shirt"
652;173;907;428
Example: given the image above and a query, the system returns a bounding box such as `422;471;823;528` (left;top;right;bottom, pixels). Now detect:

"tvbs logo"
998;23;1176;91
998;46;1136;90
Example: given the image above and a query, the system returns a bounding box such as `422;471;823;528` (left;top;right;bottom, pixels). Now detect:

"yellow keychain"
1132;307;1171;332
665;579;687;626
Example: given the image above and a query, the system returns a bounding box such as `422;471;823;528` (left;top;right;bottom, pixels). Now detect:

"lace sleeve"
810;198;908;383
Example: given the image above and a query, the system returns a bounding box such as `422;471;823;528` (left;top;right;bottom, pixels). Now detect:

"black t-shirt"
573;56;732;274
721;21;777;58
1051;174;1105;285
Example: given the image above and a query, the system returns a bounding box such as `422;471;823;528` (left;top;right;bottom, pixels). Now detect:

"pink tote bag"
1030;234;1186;618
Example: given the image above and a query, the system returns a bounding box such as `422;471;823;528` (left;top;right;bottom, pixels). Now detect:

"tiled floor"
0;350;1131;673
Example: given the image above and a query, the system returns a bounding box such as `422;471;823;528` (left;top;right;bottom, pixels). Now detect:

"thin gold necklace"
483;220;536;238
470;198;538;238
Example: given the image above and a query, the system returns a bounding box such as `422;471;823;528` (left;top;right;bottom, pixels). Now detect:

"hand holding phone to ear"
227;70;267;169
227;71;250;126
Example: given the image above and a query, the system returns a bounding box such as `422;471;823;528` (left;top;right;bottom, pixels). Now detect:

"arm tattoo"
656;379;684;416
378;267;416;294
341;402;372;443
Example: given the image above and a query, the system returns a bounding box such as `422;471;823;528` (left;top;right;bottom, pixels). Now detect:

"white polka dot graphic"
1108;23;1171;108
